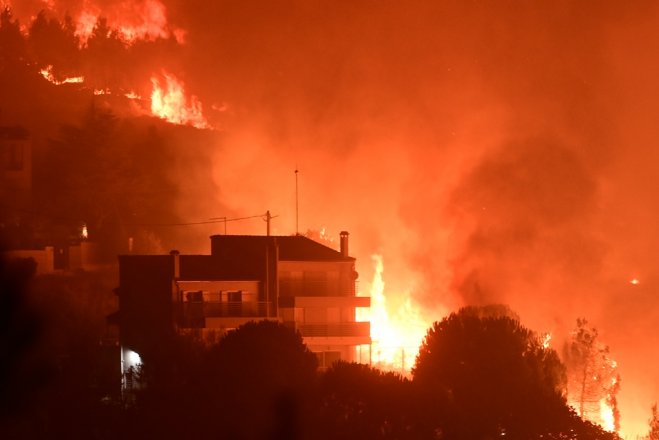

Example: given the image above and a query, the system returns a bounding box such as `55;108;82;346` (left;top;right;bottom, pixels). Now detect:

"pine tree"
563;318;620;431
647;404;659;440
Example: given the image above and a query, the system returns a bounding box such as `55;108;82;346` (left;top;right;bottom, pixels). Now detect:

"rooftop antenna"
295;166;299;235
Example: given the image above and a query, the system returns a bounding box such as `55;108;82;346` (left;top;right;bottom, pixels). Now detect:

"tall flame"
73;0;184;45
366;254;429;375
150;72;209;129
600;398;616;432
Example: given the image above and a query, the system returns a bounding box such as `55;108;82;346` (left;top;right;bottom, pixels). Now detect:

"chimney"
170;249;180;279
339;231;349;257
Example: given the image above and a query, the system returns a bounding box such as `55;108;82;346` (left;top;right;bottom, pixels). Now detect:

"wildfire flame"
39;65;84;85
366;254;429;375
151;72;209;129
600;398;616;432
73;0;184;46
568;357;620;433
542;332;552;349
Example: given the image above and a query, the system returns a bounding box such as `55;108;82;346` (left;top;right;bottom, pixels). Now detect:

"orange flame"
366;254;429;375
600;398;616;432
73;0;184;46
542;332;552;349
150;72;209;129
568;358;619;433
39;65;84;85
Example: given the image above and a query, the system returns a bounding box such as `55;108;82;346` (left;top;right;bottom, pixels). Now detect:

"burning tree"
563;318;621;432
647;404;659;440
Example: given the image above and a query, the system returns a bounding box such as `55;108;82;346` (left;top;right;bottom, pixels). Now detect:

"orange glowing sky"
5;1;659;437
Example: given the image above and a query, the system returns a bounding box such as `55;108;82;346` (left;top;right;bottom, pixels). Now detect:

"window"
186;291;203;302
227;290;242;303
7;143;23;170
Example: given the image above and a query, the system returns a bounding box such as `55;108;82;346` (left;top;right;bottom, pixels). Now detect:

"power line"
144;214;266;227
13;209;267;228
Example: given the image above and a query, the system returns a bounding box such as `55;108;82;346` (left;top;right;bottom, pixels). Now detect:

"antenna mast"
295;167;299;235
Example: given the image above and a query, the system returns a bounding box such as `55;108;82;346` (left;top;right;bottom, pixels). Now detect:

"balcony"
279;295;370;308
279;279;356;297
177;301;271;328
290;321;370;338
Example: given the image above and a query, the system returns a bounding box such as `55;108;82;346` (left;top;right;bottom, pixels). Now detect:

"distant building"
115;232;371;386
0;125;31;210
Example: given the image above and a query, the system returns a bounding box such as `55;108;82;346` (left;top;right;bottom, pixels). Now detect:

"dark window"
186;291;203;302
7;143;23;170
227;290;242;302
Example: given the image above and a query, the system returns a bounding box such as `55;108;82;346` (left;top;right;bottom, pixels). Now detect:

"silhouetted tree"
646;404;659;440
0;246;126;439
315;362;417;440
209;320;318;440
563;318;621;431
82;17;128;89
135;320;317;440
38;106;179;256
28;11;80;75
0;7;26;68
0;255;41;420
413;305;577;439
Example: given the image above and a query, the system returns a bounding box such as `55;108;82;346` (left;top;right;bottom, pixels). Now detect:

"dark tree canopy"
36;105;179;255
316;362;416;440
412;305;611;440
28;11;79;76
137;320;318;440
0;8;26;67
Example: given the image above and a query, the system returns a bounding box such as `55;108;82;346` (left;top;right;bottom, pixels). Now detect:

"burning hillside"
2;1;659;437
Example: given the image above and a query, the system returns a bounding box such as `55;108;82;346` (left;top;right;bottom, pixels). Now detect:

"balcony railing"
178;301;271;328
290;321;370;338
279;280;356;297
201;301;269;317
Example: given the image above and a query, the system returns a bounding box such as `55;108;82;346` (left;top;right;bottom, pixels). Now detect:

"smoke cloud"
6;0;659;436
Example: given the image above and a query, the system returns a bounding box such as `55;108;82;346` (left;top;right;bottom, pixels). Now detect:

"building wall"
116;237;371;376
174;280;266;330
0;131;31;213
117;255;176;359
278;260;369;365
2;247;55;274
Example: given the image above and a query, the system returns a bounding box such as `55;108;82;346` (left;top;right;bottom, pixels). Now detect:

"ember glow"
39;65;84;85
150;72;209;129
542;332;552;349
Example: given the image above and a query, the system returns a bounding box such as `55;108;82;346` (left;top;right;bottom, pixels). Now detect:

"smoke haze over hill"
3;1;659;436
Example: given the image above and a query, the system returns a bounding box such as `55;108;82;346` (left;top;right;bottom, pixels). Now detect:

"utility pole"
295;167;299;235
263;210;279;236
